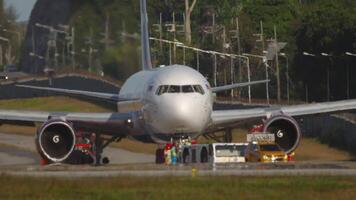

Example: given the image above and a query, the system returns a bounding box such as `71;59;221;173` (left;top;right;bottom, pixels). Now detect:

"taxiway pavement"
0;132;154;166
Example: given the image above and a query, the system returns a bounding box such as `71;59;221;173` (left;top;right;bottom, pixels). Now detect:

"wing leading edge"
212;99;356;126
16;84;136;102
211;80;269;93
0;109;135;136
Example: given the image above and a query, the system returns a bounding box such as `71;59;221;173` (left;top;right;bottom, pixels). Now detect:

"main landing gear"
68;132;124;165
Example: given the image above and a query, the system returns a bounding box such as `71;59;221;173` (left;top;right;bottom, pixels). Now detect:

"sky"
4;0;37;21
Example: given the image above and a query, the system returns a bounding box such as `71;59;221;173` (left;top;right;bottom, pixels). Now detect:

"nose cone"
157;96;210;133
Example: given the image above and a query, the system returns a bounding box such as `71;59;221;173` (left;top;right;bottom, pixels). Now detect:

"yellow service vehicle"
245;142;288;162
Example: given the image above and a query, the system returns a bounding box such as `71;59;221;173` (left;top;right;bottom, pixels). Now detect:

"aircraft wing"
16;84;133;102
211;80;269;93
0;109;134;135
211;99;356;125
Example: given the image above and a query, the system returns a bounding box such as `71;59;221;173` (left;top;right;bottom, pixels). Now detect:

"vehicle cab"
245;142;288;162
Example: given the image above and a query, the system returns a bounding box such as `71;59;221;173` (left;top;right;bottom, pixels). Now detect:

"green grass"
0;176;356;200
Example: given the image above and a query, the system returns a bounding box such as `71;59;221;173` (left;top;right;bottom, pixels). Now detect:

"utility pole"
196;51;200;71
172;13;176;63
153;13;163;51
321;52;331;101
58;24;70;67
182;46;186;65
222;26;228;86
165;12;177;63
0;36;11;65
212;14;216;44
280;53;289;103
253;21;269;104
0;45;2;66
261;21;269;104
100;13;113;50
70;27;76;70
2;29;21;45
345;52;356;98
274;25;281;102
31;25;38;73
347;62;350;99
214;53;217;86
243;53;266;104
230;17;242;98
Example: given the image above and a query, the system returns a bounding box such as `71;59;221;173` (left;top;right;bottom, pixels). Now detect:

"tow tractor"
157;136;248;164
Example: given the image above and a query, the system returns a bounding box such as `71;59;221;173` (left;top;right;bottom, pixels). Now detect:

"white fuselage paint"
118;65;213;143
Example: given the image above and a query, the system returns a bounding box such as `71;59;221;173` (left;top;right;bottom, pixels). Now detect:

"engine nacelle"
36;120;76;163
263;115;301;154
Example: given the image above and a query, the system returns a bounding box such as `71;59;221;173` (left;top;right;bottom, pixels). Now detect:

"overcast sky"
4;0;37;21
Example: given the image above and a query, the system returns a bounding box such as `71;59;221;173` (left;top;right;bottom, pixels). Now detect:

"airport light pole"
243;53;269;104
321;52;331;101
302;51;316;102
2;29;21;44
0;36;11;65
302;52;315;57
29;52;45;60
345;52;356;99
280;52;290;103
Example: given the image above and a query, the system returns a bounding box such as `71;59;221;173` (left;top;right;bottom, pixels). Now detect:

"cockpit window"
182;85;194;93
156;85;205;95
156;85;169;95
168;85;180;93
193;85;205;95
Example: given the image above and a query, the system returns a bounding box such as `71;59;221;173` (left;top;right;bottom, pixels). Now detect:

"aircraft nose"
161;97;208;132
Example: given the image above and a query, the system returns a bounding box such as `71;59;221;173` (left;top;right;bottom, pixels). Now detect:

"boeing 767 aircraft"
1;0;356;165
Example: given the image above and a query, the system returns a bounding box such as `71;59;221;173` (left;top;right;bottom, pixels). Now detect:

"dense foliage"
26;0;356;101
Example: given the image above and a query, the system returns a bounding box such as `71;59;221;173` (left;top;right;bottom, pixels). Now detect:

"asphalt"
1;132;356;177
0;132;154;166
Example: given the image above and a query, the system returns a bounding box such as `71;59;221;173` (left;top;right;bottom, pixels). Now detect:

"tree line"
28;0;356;102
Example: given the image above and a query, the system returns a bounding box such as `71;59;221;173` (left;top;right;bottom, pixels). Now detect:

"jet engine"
36;120;76;163
263;115;301;154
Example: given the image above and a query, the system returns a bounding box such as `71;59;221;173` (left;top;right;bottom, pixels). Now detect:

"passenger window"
182;85;194;93
193;85;205;95
168;85;181;93
156;85;169;95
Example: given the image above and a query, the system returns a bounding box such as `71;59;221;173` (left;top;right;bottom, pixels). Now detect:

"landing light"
126;119;134;128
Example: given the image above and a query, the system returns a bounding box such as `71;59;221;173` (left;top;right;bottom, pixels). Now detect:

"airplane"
1;0;356;165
